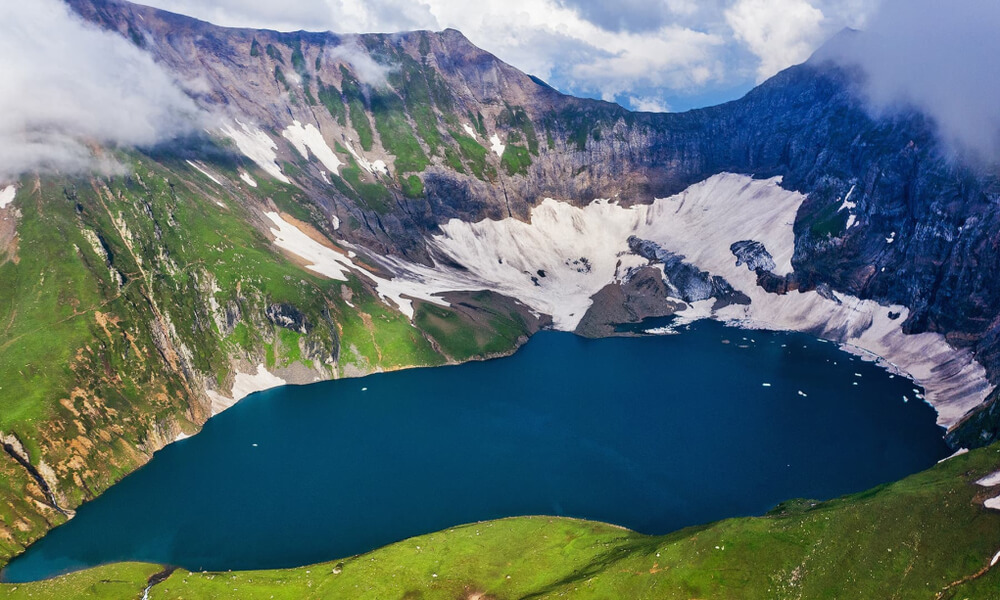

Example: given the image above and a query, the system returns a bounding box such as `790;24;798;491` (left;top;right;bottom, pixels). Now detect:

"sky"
140;0;880;112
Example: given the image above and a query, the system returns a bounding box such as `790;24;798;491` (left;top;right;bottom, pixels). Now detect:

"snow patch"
282;121;344;176
266;212;355;282
239;170;258;188
424;173;990;428
185;160;223;186
939;448;969;463
264;212;481;319
838;185;857;212
206;364;286;414
462;124;478;139
986;495;1000;511
331;215;341;230
489;133;505;157
0;185;16;209
977;470;1000;487
220;120;289;184
344;142;389;176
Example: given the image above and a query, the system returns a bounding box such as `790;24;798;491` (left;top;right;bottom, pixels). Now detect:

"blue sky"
139;0;880;112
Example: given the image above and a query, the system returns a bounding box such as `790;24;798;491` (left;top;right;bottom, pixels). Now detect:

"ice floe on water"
220;120;289;184
282;120;343;176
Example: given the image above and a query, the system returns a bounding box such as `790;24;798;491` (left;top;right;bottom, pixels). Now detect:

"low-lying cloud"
0;0;202;181
325;42;394;87
833;0;1000;162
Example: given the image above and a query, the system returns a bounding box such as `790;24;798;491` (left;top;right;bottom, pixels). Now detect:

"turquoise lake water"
2;321;950;582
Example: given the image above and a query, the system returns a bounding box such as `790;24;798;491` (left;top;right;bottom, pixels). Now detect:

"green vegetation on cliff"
0;154;536;566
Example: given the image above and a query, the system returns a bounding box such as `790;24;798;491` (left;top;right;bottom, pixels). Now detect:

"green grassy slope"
0;156;538;566
4;443;999;599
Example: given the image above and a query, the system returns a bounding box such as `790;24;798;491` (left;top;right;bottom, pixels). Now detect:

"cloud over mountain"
0;0;201;180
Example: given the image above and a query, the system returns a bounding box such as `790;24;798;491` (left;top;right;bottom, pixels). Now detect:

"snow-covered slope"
271;172;989;428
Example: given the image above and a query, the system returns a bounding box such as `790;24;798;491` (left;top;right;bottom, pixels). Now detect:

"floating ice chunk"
762;383;771;387
798;390;808;397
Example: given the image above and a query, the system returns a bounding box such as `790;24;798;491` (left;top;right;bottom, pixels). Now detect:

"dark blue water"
3;321;950;582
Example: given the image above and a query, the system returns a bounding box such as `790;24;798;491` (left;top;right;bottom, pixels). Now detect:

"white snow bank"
462;124;478;139
264;172;990;427
239;170;258;188
220;120;289;184
206;364;286;414
265;212;482;319
939;448;968;463
986;495;1000;511
185;160;223;186
266;212;355;282
977;470;1000;487
0;185;15;209
489;133;505;157
425;173;990;428
344;142;389;176
282;121;344;176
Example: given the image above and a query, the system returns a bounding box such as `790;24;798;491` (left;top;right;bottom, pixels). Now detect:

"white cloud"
0;0;201;180
325;42;395;86
628;96;671;113
725;0;827;82
830;0;1000;162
